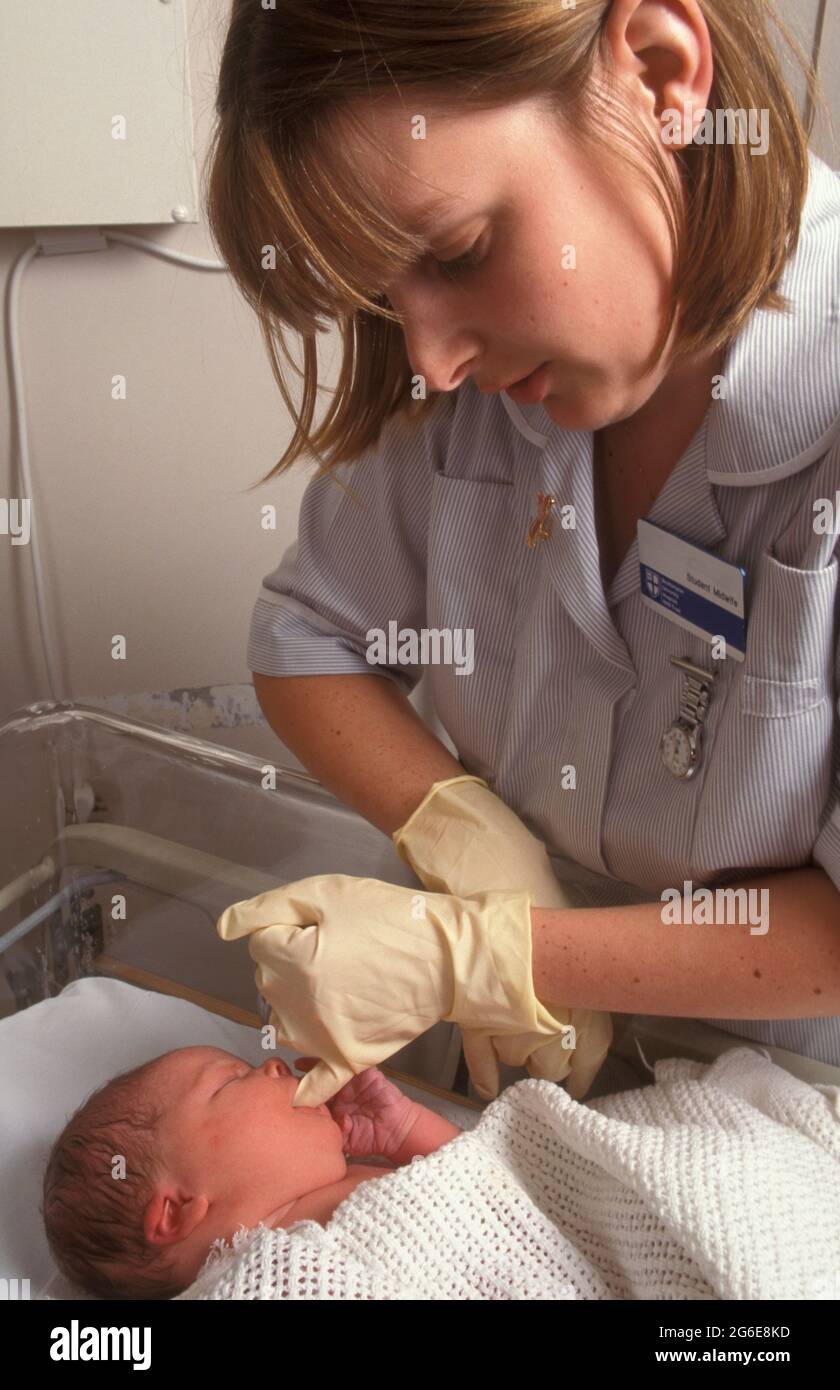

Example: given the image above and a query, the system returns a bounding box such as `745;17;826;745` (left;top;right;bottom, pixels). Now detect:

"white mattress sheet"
0;976;479;1299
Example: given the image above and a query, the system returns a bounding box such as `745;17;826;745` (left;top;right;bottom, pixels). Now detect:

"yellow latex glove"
216;874;566;1110
392;775;612;1100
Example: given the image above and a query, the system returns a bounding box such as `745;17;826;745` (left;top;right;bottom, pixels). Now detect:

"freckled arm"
529;867;840;1018
253;671;463;835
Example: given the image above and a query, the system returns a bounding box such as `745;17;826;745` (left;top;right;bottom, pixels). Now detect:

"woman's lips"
505;362;550;405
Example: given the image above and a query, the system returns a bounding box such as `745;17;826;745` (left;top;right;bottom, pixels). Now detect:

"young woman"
206;0;840;1107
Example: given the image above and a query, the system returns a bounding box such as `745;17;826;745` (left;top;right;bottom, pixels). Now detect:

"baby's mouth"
273;1057;329;1112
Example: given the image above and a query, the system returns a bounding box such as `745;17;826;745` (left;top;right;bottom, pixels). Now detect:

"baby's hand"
293;1057;421;1162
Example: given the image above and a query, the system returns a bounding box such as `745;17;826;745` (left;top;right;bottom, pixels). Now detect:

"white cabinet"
0;0;197;229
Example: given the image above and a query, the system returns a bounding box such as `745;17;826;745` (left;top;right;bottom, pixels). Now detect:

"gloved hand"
392;775;612;1100
216;874;565;1110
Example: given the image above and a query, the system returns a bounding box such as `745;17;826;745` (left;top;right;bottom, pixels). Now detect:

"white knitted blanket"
177;1048;840;1301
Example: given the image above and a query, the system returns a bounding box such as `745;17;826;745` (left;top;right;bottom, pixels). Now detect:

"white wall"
0;3;314;748
0;0;837;764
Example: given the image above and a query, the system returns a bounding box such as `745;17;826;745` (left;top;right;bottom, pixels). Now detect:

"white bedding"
179;1048;840;1301
7;978;840;1301
0;976;476;1300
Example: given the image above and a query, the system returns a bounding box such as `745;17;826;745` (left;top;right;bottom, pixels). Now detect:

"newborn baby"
41;1047;462;1300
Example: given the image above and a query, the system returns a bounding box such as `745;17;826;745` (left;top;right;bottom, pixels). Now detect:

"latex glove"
392;775;612;1100
216;874;565;1110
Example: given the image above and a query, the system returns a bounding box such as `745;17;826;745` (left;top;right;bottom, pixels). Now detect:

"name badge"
637;519;747;662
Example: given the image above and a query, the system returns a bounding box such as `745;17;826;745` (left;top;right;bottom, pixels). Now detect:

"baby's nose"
262;1057;290;1079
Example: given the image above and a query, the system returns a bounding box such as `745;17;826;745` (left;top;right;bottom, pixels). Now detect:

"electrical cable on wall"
6;232;228;703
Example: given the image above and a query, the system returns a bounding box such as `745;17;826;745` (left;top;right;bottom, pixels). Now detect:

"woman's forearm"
530;866;840;1018
252;672;463;835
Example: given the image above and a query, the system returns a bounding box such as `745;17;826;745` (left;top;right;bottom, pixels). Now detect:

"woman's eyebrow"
404;191;466;236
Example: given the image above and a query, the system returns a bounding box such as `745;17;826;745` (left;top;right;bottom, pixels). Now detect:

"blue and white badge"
637;519;748;662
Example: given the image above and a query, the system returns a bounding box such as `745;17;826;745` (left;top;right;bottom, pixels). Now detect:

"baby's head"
41;1047;345;1299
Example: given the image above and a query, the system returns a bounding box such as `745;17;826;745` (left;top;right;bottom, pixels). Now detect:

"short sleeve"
247;393;456;695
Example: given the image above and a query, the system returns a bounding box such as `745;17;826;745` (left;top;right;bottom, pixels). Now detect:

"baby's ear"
143;1189;209;1249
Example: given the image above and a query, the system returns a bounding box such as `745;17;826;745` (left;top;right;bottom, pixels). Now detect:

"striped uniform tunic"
248;152;840;1068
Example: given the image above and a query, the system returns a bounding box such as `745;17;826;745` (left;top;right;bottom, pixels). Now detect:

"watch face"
661;722;697;778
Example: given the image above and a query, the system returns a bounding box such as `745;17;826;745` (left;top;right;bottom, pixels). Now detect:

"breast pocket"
425;473;521;779
691;547;838;877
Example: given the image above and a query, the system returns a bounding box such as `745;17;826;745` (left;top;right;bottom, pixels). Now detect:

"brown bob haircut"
204;0;824;484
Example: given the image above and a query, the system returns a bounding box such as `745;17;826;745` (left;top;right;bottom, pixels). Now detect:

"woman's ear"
600;0;715;149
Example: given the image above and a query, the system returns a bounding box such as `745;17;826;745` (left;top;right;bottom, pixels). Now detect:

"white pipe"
0;854;56;915
51;823;281;905
6;233;227;703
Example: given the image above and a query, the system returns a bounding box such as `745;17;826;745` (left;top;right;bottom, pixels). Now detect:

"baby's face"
142;1046;346;1280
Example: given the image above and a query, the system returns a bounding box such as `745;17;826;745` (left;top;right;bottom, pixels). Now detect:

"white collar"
501;151;840;487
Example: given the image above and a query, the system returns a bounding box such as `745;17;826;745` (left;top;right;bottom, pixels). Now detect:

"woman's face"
332;8;714;431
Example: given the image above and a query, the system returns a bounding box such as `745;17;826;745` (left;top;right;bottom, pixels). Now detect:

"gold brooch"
525;492;556;548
